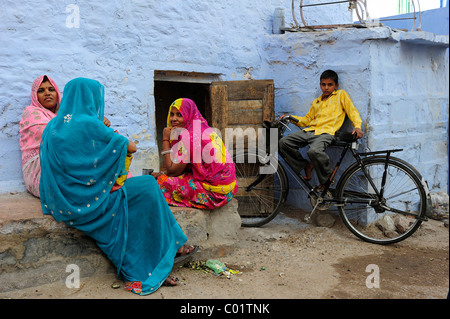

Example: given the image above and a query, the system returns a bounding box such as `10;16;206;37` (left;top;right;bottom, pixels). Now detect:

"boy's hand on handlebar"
278;114;299;123
352;128;363;139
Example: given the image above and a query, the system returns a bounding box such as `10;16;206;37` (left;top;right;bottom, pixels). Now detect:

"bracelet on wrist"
161;149;171;155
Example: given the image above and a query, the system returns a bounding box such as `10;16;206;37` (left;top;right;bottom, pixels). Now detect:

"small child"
279;70;363;188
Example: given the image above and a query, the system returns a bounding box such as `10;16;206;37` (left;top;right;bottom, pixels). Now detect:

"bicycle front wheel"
336;158;426;244
233;150;289;227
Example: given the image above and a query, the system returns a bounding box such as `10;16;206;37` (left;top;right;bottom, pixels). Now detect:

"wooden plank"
228;99;264;125
228;110;263;125
210;84;228;136
212;80;273;100
228;100;263;110
154;70;220;83
262;83;275;122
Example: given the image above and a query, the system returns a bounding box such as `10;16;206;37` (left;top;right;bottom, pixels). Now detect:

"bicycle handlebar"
269;116;358;144
284;115;299;123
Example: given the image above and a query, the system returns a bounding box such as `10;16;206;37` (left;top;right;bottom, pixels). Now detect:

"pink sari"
19;75;61;197
157;98;238;209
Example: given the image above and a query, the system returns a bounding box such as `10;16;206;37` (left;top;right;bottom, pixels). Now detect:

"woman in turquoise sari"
39;77;193;295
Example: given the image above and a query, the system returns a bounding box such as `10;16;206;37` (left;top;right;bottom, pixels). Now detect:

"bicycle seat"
334;131;357;146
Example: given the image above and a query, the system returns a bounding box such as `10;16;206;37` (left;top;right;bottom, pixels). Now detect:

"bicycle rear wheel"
336;157;426;244
233;150;288;227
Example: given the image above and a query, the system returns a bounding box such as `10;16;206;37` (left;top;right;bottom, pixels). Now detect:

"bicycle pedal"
304;214;312;224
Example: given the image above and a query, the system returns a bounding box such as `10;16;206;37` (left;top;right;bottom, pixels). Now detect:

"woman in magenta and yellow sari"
153;98;238;209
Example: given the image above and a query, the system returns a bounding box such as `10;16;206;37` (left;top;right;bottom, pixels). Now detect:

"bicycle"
232;116;430;245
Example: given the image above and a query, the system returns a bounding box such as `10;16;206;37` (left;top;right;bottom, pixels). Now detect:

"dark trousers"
279;130;335;184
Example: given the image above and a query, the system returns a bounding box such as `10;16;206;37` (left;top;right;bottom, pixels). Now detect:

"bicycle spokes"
337;158;426;244
233;151;289;227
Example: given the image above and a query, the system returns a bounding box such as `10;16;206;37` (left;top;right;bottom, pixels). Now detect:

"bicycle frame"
235;117;428;243
271;118;419;223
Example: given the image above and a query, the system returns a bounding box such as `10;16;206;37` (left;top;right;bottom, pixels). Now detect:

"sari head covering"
19;75;61;197
167;98;237;194
40;77;129;224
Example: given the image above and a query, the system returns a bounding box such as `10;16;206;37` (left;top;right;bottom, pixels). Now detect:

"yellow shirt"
291;89;362;136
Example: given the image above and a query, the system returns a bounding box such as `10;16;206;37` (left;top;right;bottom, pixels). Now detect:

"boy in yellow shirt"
279;70;363;188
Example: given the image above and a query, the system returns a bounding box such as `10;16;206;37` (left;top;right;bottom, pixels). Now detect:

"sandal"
163;275;179;287
174;245;198;265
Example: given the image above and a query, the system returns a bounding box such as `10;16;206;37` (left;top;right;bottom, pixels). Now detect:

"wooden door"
210;80;275;216
210;79;274;149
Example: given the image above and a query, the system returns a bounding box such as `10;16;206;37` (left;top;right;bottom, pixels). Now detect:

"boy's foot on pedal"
316;184;325;192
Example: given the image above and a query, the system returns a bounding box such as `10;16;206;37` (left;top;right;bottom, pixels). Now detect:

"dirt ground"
1;206;448;303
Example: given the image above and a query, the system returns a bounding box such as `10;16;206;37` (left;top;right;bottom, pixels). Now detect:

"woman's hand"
151;171;165;179
163;127;175;140
128;140;137;153
103;117;111;127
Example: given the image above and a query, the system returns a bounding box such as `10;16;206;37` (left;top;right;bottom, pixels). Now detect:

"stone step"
0;192;241;293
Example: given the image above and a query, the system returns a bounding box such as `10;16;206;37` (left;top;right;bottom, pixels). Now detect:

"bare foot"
174;245;198;265
163;275;178;286
304;162;314;180
176;245;196;257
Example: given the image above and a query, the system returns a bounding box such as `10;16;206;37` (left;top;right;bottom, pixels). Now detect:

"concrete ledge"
0;192;241;293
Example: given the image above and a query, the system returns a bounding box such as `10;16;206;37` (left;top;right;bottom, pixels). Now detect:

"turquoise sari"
39;78;187;295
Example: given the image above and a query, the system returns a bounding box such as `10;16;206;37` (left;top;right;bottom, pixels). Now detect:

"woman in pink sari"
19;75;61;197
153;98;238;209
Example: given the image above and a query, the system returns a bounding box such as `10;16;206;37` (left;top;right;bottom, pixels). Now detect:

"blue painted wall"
0;0;351;193
0;1;448;208
379;7;449;35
